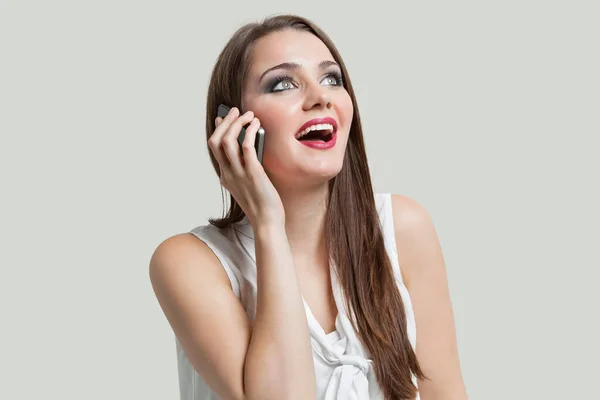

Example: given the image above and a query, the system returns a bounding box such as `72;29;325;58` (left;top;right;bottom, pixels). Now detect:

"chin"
296;158;345;187
265;157;344;188
306;161;343;178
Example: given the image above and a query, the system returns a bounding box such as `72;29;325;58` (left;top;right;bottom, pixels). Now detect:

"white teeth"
295;123;334;139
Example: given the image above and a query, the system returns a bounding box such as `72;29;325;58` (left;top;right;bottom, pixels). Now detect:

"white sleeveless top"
175;192;419;399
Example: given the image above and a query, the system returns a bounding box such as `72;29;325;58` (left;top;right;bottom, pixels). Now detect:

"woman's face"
241;29;353;188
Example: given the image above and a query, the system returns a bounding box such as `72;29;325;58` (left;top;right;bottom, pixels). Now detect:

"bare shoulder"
389;194;469;398
389;194;442;285
149;232;231;290
148;233;250;400
389;194;434;232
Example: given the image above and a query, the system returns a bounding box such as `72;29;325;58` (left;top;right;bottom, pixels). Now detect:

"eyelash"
268;71;344;92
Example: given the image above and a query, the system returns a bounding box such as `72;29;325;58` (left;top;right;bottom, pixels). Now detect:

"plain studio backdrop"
1;1;598;399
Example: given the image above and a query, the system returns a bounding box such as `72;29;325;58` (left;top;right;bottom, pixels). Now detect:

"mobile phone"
217;104;265;164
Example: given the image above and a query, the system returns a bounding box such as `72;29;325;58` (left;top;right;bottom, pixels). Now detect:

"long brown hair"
204;14;426;399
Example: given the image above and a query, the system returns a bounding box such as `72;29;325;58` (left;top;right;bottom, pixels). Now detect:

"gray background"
1;1;598;399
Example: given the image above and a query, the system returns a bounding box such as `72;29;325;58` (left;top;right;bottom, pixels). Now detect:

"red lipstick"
295;117;338;150
295;117;338;137
299;133;337;149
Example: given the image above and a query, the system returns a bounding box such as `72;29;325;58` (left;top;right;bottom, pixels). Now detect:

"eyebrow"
258;60;340;83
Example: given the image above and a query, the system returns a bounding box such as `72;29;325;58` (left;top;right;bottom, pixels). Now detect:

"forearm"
243;223;316;400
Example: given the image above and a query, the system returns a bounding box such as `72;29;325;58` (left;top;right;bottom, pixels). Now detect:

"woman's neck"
278;184;329;268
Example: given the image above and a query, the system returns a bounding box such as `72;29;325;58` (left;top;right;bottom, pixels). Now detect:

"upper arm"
149;233;251;400
390;194;468;399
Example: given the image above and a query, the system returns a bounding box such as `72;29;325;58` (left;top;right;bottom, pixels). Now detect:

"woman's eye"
269;72;342;92
272;79;295;92
322;75;338;86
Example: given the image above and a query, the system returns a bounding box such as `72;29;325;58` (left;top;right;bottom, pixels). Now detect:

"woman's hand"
208;107;285;228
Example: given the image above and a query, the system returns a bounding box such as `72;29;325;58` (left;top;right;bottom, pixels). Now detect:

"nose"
302;81;333;111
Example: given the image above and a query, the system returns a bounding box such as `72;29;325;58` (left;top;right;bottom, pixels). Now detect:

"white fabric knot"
324;354;373;400
338;354;372;375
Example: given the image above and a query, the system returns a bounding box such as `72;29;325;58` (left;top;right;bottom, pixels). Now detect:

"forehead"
248;29;336;75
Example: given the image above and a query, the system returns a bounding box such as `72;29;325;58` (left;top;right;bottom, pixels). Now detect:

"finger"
222;110;254;175
211;107;239;144
222;110;255;175
208;108;239;173
241;117;261;170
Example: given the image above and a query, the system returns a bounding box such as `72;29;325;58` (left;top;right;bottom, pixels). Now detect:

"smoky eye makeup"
263;74;295;93
262;68;345;93
323;70;344;86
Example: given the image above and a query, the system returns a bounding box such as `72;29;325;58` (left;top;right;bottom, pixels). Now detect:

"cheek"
254;103;301;144
337;93;354;132
254;109;294;162
341;92;354;120
257;113;285;135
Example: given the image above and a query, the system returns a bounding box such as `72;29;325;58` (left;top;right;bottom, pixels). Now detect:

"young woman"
150;14;468;400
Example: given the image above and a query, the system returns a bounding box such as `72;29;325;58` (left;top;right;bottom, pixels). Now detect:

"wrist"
253;221;286;241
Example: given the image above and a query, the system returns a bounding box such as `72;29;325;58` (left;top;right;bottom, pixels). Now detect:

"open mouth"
295;123;335;142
